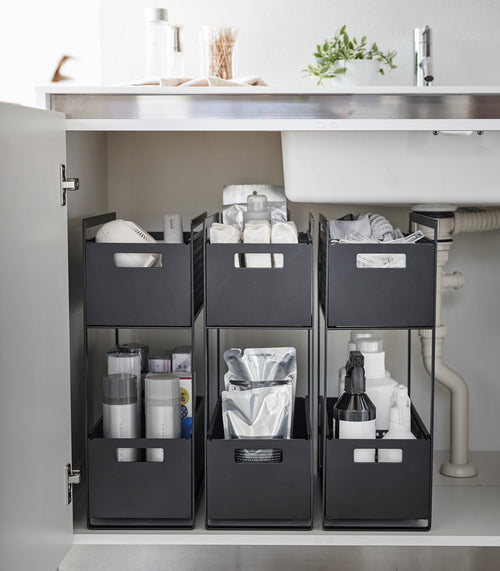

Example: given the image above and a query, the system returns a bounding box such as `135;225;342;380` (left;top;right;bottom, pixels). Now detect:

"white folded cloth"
243;220;271;268
328;214;372;241
209;222;241;244
129;75;268;87
271;221;298;268
271;221;298;244
243;220;271;243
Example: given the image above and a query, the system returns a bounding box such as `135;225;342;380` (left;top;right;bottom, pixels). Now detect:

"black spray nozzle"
346;350;364;370
345;350;366;395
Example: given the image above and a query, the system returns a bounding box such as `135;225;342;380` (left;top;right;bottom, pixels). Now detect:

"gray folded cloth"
328;213;371;240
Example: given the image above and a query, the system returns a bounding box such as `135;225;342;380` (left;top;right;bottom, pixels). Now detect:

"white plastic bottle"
145;373;181;462
379;384;416;463
102;373;139;462
333;351;376;463
356;337;398;431
338;331;376;394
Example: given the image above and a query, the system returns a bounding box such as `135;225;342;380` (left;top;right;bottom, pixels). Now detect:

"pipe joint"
442;271;464;290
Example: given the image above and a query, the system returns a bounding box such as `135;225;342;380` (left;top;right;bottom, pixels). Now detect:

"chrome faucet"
414;26;434;86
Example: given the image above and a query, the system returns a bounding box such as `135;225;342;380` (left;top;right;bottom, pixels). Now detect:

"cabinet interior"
65;129;500;523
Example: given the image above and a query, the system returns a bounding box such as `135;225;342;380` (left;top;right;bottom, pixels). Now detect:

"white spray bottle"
378;384;416;463
356;337;398;431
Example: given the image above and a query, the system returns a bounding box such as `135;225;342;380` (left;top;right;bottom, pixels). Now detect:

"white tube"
453;208;500;235
420;335;477;476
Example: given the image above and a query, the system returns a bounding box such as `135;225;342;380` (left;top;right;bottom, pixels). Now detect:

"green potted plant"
304;25;397;85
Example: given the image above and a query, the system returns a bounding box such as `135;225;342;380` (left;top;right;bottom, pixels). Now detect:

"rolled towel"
209;222;241;244
243;220;271;268
367;213;404;242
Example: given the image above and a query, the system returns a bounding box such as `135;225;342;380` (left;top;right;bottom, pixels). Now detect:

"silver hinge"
60;164;79;206
65;463;81;505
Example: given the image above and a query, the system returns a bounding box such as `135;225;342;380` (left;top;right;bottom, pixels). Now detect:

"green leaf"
340;24;346;34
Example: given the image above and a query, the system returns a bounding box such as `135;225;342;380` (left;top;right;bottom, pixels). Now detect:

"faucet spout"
414;26;434;86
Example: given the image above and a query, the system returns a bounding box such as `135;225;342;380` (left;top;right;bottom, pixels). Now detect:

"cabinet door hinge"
60;164;79;206
65;463;81;505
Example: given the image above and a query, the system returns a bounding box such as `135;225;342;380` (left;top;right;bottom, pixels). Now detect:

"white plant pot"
330;60;390;86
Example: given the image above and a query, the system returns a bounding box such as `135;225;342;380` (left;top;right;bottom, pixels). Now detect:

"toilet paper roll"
209;222;241;244
163;214;183;244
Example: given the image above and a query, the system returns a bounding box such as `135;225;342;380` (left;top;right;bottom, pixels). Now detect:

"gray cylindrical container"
107;352;142;421
102;373;139;462
145;373;181;462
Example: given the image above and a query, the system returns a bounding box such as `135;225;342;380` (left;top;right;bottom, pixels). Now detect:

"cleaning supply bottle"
378;384;416;463
333;351;376;463
338;330;376;394
243;191;271;225
356;337;398;431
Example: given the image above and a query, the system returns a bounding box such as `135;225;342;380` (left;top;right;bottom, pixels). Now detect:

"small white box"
148;350;172;373
172;345;191;373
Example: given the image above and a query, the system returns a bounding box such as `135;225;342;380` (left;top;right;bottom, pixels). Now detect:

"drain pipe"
413;205;500;478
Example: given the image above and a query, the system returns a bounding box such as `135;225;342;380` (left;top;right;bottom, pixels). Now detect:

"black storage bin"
322;398;432;529
319;213;437;328
205;215;314;328
88;397;204;528
206;397;313;528
83;213;204;328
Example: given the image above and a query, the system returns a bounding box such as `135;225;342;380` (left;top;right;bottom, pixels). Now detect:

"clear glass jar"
144;7;169;77
200;25;238;80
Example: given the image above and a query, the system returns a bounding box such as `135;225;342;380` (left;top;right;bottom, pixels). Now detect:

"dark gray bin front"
206;397;312;528
323;398;432;529
205;236;313;328
84;213;204;328
319;213;437;329
88;398;204;528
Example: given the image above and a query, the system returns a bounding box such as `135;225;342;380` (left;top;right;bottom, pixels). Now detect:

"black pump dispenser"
333;351;376;434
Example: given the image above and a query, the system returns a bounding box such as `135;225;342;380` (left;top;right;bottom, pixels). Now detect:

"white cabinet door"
0;103;72;570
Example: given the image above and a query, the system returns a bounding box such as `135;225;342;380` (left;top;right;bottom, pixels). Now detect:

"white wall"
0;0;100;106
100;0;500;86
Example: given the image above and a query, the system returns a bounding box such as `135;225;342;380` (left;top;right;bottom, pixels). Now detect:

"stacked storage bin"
318;212;438;530
204;214;315;528
83;212;205;528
